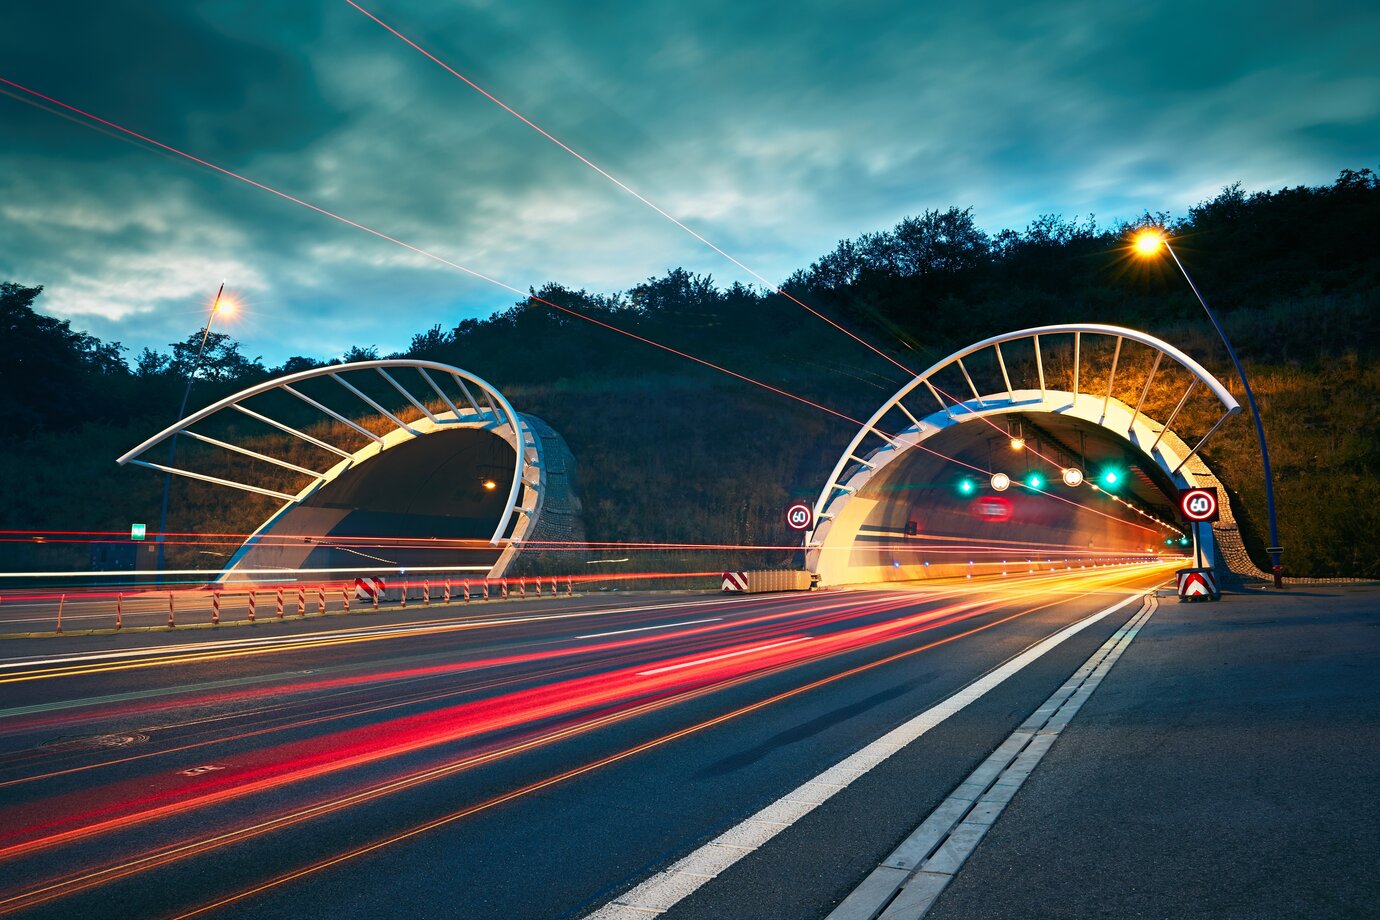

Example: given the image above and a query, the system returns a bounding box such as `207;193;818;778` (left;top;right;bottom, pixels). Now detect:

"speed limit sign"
1178;488;1220;522
786;502;814;531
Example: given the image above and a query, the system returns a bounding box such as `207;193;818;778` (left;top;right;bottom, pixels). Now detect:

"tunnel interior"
825;411;1185;580
229;428;518;575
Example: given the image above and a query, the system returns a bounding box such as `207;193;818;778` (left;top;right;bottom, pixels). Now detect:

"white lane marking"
829;595;1159;919
635;638;811;676
0;595;781;670
576;618;722;639
585;591;1146;920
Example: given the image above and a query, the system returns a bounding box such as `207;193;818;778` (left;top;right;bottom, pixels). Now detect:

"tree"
0;281;128;430
167;330;265;383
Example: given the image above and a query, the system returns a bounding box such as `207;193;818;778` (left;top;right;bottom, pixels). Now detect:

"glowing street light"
1061;467;1084;487
1133;228;1283;587
156;283;232;580
481;479;498;491
991;472;1011;491
1009;436;1026;451
1133;229;1165;256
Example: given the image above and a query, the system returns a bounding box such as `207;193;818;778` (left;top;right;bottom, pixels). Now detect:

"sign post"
1176;488;1221;603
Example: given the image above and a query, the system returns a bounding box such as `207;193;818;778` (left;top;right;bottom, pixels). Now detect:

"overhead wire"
0;75;1163;539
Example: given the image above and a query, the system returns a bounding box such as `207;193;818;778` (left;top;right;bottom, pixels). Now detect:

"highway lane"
0;563;1176;919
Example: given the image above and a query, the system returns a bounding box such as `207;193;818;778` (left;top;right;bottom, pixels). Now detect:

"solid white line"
636;638;811;676
829;596;1159;920
576;618;722;639
585;591;1146;920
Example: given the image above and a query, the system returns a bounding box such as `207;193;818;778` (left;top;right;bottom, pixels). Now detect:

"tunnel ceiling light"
991;472;1011;492
1062;467;1084;487
1009;437;1025;451
1100;468;1123;488
482;479;498;491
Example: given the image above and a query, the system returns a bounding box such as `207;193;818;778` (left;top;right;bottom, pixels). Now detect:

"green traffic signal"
1025;472;1044;490
958;478;976;496
1100;467;1123;488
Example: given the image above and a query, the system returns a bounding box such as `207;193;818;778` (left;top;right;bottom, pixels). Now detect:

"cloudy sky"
1;0;1376;365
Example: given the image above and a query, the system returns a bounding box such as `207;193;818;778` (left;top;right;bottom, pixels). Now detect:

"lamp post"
1134;231;1283;588
155;283;232;581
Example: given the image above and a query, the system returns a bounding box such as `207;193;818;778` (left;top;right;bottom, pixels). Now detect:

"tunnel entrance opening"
807;325;1243;586
227;428;519;574
118;360;586;584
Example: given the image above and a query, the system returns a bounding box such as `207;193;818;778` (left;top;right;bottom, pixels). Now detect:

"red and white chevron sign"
721;572;748;592
1177;569;1217;597
354;576;385;601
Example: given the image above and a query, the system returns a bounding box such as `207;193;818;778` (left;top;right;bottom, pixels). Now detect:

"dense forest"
1;169;1377;576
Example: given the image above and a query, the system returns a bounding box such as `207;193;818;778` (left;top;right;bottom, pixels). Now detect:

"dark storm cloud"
0;0;1375;363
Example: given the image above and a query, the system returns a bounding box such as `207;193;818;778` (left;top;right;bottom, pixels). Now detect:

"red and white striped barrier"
354;577;384;603
248;590;256;622
721;572;748;592
276;587;285;620
212;592;221;625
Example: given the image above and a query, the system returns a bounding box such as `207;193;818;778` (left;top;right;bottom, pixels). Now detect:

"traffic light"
1025;472;1045;490
958;478;976;496
1099;467;1123;489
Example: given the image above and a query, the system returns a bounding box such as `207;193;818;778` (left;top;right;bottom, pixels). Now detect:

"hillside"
1;169;1376;577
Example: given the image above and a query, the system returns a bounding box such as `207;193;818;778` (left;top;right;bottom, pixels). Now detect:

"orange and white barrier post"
296;587;305;617
211;591;221;625
341;589;350;613
566;578;573;597
462;580;470;603
248;590;257;622
444;579;451;604
115;593;124;630
317;587;326;615
56;594;65;634
276;587;285;620
423;580;430;606
401;582;408;609
168;592;176;628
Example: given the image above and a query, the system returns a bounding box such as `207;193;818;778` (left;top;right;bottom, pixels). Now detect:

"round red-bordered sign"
1179;488;1219;522
785;503;814;531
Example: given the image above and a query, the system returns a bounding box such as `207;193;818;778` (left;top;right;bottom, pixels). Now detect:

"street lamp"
1133;230;1283;587
156;283;231;580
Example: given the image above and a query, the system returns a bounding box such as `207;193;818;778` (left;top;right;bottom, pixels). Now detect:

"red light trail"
0;564;1175;915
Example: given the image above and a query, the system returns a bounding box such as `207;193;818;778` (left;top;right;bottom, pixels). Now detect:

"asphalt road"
922;584;1380;920
0;563;1173;919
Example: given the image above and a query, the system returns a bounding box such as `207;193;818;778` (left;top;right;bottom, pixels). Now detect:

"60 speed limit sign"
1178;488;1220;522
785;503;814;531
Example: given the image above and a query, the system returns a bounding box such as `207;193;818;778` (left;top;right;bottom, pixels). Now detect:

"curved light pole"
155;283;232;581
1134;230;1283;587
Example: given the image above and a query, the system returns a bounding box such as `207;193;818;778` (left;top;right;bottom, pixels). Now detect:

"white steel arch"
808;324;1242;583
118;360;544;575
